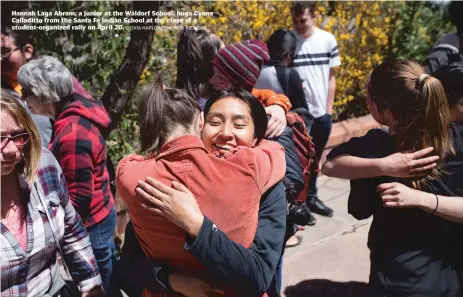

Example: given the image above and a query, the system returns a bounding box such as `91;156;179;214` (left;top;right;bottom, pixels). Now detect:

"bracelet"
431;194;439;214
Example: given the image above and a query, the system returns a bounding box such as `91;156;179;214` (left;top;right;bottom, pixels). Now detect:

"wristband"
431;194;439;214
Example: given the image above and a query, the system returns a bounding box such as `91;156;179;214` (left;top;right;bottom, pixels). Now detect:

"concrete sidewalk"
282;176;372;297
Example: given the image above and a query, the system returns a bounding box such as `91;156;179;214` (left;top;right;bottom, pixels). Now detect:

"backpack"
276;66;317;203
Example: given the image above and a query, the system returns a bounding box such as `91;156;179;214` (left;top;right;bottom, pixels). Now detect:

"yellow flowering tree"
114;1;454;158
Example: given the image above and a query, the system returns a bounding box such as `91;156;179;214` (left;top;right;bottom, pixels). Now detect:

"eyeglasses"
1;46;23;60
1;133;30;150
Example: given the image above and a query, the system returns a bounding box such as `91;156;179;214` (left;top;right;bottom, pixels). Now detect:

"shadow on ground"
284;279;368;297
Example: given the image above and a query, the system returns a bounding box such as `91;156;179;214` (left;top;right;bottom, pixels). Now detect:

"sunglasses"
1;133;30;150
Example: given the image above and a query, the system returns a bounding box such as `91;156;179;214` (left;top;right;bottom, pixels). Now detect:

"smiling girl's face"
201;96;256;153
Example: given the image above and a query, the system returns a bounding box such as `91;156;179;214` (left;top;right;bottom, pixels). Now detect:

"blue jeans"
87;208;117;295
307;113;333;201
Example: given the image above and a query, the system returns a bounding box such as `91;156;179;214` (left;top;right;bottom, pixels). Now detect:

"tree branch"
101;1;162;132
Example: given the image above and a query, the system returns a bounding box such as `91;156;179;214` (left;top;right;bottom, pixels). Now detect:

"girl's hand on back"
378;147;440;178
377;182;423;208
136;178;204;237
265;105;287;139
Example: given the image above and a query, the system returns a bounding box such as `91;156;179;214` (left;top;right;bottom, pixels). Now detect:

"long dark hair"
138;80;201;155
176;28;223;99
266;29;297;66
368;60;454;189
203;88;268;145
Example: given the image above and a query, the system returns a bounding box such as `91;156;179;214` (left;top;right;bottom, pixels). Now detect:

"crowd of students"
1;1;463;297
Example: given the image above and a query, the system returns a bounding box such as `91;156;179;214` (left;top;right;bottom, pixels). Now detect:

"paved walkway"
282;176;372;297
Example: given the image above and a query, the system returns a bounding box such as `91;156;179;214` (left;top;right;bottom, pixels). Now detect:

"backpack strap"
275;66;291;97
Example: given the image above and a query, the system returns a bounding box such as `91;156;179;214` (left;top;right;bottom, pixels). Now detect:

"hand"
168;272;225;297
136;177;204;237
378;147;439;178
81;286;104;297
377;182;422;208
265;105;287;139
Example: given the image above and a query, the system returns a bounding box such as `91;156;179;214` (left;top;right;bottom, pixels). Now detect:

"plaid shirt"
49;93;115;227
0;148;101;297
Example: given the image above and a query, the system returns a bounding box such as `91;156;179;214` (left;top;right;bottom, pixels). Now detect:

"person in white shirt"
291;1;341;219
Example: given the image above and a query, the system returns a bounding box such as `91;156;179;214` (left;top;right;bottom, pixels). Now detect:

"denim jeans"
307;113;333;201
87;207;117;295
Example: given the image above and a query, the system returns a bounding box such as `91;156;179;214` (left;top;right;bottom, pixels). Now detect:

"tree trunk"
101;1;162;132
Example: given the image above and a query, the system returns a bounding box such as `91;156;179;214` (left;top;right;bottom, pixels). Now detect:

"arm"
252;89;291;138
323;155;383;179
326;68;336;115
322;147;440;180
136;180;287;296
50;128;95;221
53;156;102;293
327;38;341;115
419;194;463;223
252;89;292;113
378;182;463;223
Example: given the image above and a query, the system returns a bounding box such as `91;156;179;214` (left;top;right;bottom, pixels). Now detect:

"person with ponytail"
176;28;224;103
116;82;287;297
372;61;463;294
322;59;462;296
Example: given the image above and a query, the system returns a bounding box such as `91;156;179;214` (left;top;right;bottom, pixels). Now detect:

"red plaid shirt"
49;94;115;227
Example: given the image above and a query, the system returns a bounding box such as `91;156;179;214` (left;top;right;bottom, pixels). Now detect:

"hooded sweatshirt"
49;93;115;227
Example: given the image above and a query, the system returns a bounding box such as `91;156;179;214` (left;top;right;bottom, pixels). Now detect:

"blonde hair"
1;89;41;183
368;60;454;189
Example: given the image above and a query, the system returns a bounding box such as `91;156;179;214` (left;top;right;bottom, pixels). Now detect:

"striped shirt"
292;27;341;118
1;148;101;297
